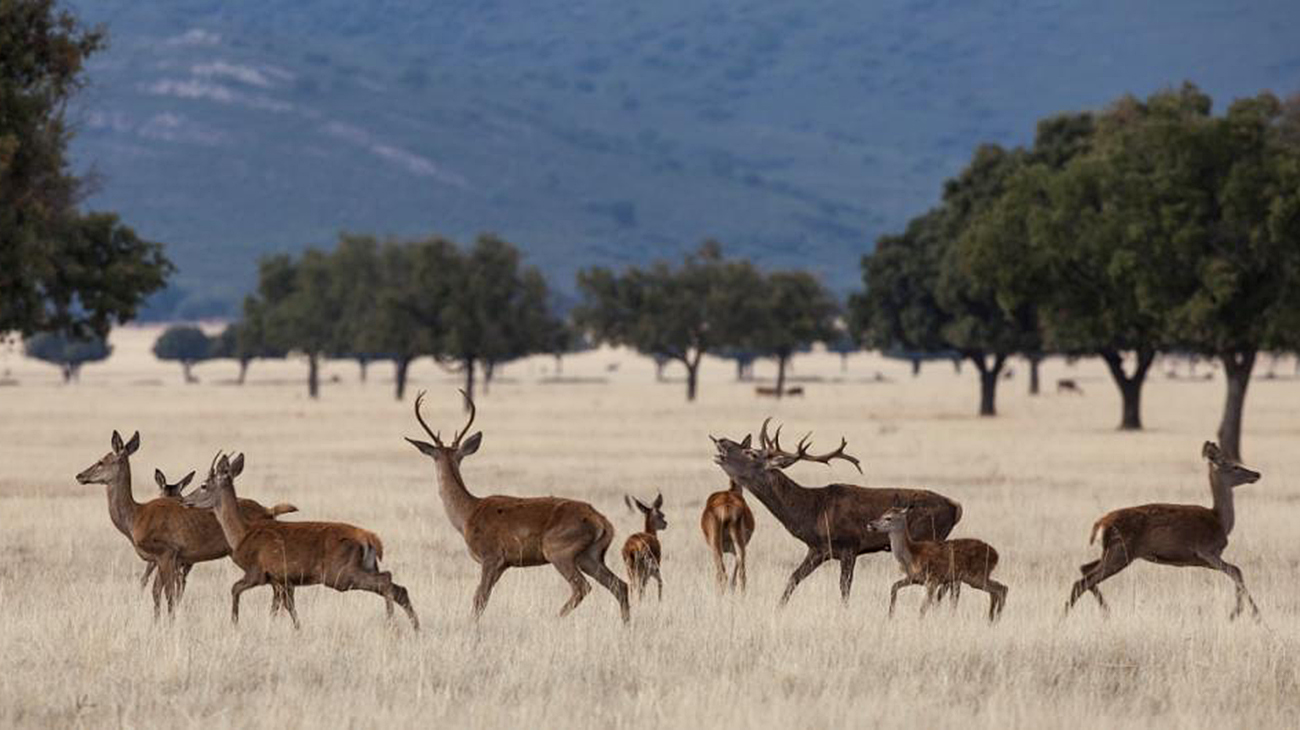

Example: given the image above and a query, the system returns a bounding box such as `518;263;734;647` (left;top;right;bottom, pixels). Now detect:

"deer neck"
886;526;916;574
433;459;480;535
728;479;743;495
738;470;818;542
105;463;139;539
643;515;658;536
211;485;250;549
1209;466;1236;535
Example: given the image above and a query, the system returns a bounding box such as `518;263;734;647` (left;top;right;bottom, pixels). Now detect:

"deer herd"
75;390;1266;630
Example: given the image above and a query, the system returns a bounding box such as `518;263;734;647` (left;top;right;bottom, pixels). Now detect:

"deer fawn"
701;474;755;592
1066;441;1262;620
76;432;299;618
866;505;1007;621
622;494;667;601
136;468;196;592
406;390;630;622
182;453;419;630
712;420;962;606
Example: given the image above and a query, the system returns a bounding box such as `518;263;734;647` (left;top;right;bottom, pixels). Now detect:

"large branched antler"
756;417;863;473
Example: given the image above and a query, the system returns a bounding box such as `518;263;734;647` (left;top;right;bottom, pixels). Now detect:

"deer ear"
123;432;141;456
179;471;196;489
405;438;439;457
653;493;663;509
154;469;167;489
459;432;483;456
229;453;245;477
634;498;651;514
1202;441;1220;460
740;434;753;449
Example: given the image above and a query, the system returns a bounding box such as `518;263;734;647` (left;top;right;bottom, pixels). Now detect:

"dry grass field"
2;326;1299;728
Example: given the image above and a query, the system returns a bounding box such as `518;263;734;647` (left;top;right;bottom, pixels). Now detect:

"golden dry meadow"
2;326;1298;728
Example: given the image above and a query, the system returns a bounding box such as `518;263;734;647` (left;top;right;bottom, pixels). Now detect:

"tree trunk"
237;358;249;385
482;361;494;396
1217;350;1257;462
775;353;789;398
61;364;73;383
735;359;746;382
911;358;921;377
182;361;194;384
683;352;701;402
463;358;476;407
970;352;1007;417
394;357;411;401
1100;348;1155;430
307;354;320;399
358;358;368;383
1027;354;1042;396
554;354;563;376
840;353;848;373
655;358;666;382
952;357;962;374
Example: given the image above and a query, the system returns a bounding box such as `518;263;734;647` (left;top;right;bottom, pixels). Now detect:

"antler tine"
772;424;785;452
412;390;444;446
759;417;774;449
803;436;863;473
452;388;477;447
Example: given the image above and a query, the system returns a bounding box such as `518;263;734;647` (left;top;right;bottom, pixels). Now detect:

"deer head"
76;430;140;485
712;418;861;482
405;390;483;466
184;452;244;510
154;469;196;498
630;493;668;531
1202;441;1261;488
866;504;910;533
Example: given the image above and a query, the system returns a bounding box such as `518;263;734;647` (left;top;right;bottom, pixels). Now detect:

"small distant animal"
606;362;621;372
622;494;667;601
1056;378;1083;394
755;385;804;397
867;504;1007;621
1002;368;1014;380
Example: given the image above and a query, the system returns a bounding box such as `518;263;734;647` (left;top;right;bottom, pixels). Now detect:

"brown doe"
1066;441;1262;620
712;419;962;605
622;493;667;601
406;390;630;622
75;432;298;617
182;453;419;629
701;473;755;592
866;505;1007;621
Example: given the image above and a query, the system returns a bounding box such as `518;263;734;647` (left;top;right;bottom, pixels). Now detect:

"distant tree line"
852;83;1300;460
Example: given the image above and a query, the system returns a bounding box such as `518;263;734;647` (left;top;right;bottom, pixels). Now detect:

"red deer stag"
866;505;1006;621
1066;441;1262;620
75;432;297;617
406;390;630;622
622;494;667;601
701;472;755;592
182;453;419;629
712;420;962;605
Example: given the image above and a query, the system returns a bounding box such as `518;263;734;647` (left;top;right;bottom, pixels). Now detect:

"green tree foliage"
375;236;457;400
1;2;170;338
854;145;1041;417
575;241;759;402
211;299;286;384
152;325;211;383
745;271;838;397
245;250;343;398
23;331;111;382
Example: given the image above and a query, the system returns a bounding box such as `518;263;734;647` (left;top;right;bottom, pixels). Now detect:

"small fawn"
622;494;667;601
700;478;754;592
867;505;1007;621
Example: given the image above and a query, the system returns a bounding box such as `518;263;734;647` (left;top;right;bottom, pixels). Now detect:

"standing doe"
700;472;755;592
622;494;667;601
866;505;1007;621
181;453;419;630
1066;441;1262;620
406;390;630;622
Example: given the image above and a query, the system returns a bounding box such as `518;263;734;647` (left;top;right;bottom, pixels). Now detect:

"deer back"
234;520;383;581
1092;503;1226;558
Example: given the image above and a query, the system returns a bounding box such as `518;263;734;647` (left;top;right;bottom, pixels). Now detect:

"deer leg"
837;555;857;605
1077;559;1108;609
1198;551;1261;621
149;559;166;620
472;560;508;619
1067;548;1131;614
553;558;592;618
779;548;829;606
731;528;749;593
919;581;939;616
139;561;155;592
972;577;1009;622
343;568;420;630
230;570;265;626
706;525;728;591
653;566;663;602
577;545;631;624
173;563;192;602
623;553;642;602
280;583;301;630
888;577;917;617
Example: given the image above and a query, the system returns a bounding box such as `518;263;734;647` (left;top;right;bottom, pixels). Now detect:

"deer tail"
1089;515;1114;545
356;530;385;570
269;503;298;516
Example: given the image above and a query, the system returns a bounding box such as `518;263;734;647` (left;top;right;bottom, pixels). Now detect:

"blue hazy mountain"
66;1;1300;317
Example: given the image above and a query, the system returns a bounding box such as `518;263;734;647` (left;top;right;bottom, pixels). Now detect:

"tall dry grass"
1;327;1298;728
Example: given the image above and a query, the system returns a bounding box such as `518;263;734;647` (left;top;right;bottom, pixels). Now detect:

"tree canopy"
23;331;111;382
152;325;211;382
